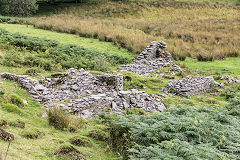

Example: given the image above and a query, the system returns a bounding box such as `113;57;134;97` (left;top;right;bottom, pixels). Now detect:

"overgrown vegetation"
0;28;133;72
0;0;38;17
26;0;240;61
108;85;240;159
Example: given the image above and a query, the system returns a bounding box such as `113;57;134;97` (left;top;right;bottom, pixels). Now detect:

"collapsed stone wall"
119;41;182;77
162;76;220;97
0;68;165;118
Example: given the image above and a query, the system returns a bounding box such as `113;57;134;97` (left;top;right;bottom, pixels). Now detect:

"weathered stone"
0;69;165;118
163;76;219;97
119;41;182;77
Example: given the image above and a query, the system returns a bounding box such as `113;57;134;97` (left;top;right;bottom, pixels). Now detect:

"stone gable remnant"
119;41;182;77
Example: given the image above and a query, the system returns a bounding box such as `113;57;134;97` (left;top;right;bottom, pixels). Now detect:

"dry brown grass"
27;0;240;61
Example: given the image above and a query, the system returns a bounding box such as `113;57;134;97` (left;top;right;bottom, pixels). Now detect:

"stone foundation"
0;68;165;118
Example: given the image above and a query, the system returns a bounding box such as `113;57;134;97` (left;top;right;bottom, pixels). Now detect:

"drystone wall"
119;41;182;77
0;68;165;118
162;76;220;97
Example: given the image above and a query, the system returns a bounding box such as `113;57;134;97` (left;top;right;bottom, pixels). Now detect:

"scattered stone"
163;76;219;97
0;69;165;118
0;128;14;142
119;41;182;77
22;99;28;105
220;76;240;84
42;113;48;118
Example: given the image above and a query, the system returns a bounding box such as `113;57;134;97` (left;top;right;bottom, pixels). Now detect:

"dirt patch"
0;128;14;142
55;145;86;160
0;120;7;127
9;119;25;128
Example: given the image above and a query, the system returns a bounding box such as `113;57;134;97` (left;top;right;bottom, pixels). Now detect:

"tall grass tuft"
47;107;70;130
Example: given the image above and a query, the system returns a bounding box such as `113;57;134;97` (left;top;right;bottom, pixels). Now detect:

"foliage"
109;85;240;159
0;0;38;17
0;29;59;52
0;28;133;71
0;16;21;24
70;136;93;147
88;129;108;141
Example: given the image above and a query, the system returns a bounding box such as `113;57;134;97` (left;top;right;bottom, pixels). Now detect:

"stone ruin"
162;76;220;97
0;68;165;118
119;41;182;77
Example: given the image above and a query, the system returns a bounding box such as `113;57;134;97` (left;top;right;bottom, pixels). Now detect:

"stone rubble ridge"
119;41;182;77
0;68;165;118
162;76;223;97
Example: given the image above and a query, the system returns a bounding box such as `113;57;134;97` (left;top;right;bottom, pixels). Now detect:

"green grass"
178;57;240;76
0;23;133;59
0;79;117;160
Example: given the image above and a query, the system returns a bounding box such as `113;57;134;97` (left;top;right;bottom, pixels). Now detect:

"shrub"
0;16;21;24
47;107;70;130
10;94;24;108
1;51;23;67
70;136;93;147
0;0;38;17
2;103;22;114
88;129;108;141
196;53;214;62
0;29;59;52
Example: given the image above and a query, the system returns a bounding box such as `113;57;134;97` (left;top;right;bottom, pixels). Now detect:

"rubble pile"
162;76;220;97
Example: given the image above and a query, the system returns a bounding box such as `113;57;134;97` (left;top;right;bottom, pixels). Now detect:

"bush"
0;16;21;24
0;29;59;52
88;129;108;141
2;103;22;114
47;107;70;130
10;94;24;108
0;0;38;17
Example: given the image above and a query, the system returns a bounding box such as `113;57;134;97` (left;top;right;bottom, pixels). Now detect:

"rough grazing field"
28;0;240;61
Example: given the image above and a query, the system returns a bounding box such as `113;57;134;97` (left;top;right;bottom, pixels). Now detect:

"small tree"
0;0;38;17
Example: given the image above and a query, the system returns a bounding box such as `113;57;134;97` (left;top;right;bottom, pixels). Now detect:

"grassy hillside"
0;0;240;160
27;0;240;61
0;72;117;160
